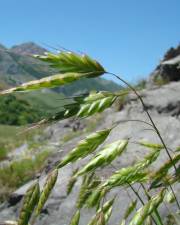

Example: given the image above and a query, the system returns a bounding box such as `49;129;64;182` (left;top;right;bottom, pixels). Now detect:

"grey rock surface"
0;81;180;224
149;44;180;83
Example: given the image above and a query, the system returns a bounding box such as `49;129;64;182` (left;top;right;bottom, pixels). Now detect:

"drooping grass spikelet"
150;153;180;189
18;182;40;225
135;148;161;171
88;212;106;225
76;140;128;176
76;173;101;209
123;200;137;220
45;94;88;122
138;141;164;150
129;189;166;225
35;169;58;216
165;190;175;203
100;198;115;221
87;198;115;225
103;166;147;189
77;91;117;117
1;73;86;94
144;216;153;225
86;187;107;208
35;51;106;76
69;210;80;225
76;173;94;209
67;168;79;195
103;148;161;189
57;128;112;168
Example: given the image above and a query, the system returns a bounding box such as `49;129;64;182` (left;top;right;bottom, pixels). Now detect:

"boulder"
150;44;180;83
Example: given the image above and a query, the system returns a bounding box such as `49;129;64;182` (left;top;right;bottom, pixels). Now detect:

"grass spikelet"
102;149;160;189
18;182;40;225
86;189;102;208
1;73;86;94
165;190;175;203
119;219;126;225
138;141;164;150
45;94;87;122
57;128;112;168
123;200;137;220
87;198;115;225
144;216;153;225
129;189;166;225
35;51;105;77
76;140;128;176
135;148;161;171
77;91;117;117
69;210;80;225
35;169;58;216
103;167;147;189
67;168;79;195
100;198;115;221
150;153;180;189
76;173;94;209
88;212;106;225
86;187;107;208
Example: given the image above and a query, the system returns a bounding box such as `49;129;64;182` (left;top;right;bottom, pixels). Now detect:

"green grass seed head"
76;139;128;176
69;210;80;225
35;169;58;216
57;128;111;168
18;182;40;225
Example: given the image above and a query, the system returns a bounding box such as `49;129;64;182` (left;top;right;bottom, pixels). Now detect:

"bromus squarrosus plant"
1;50;179;225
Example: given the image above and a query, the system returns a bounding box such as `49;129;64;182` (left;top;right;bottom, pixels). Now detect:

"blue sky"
0;0;180;83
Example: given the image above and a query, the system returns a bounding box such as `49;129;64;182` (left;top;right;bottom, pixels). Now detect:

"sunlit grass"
0;150;51;202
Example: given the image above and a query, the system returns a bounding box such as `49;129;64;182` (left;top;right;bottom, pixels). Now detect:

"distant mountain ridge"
0;42;120;95
10;42;47;55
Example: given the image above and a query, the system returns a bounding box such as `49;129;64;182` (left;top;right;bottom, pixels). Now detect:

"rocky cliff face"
150;44;180;83
0;80;180;225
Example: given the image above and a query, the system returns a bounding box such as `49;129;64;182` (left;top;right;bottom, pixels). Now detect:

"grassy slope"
15;90;70;114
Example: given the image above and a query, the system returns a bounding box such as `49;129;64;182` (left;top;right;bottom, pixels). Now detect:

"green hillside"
0;91;68;125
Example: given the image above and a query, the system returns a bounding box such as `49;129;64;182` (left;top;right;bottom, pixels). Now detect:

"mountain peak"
10;42;47;55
